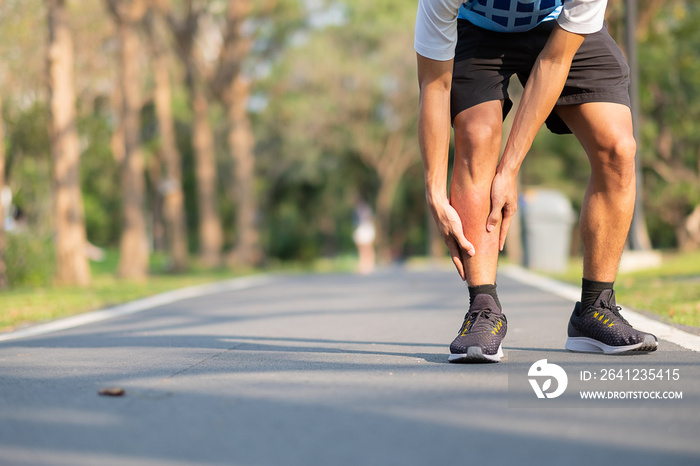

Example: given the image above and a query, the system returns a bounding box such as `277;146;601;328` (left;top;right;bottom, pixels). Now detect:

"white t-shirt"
415;0;608;61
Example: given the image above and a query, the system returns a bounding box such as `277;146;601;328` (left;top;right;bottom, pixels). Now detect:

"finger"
486;204;502;233
499;212;514;251
445;237;466;281
443;213;475;256
452;231;475;257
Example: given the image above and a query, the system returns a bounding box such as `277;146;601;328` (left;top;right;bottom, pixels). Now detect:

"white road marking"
500;264;700;352
0;274;276;343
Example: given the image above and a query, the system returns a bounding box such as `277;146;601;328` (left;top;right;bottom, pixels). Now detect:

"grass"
0;250;357;333
1;248;698;334
546;250;700;328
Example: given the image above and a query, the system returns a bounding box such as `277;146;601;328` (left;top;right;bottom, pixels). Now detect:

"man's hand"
429;198;475;281
417;52;471;279
487;24;585;251
486;170;518;251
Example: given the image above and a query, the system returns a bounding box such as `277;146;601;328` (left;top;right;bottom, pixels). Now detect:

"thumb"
486;205;501;233
451;225;476;256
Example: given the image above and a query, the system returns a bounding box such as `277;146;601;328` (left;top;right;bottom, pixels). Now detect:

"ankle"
581;278;614;311
468;284;502;311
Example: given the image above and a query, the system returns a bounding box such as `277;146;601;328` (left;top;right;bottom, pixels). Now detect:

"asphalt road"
1;266;698;466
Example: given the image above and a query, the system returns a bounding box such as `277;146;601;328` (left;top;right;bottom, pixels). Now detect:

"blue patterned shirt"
415;0;608;61
459;0;562;32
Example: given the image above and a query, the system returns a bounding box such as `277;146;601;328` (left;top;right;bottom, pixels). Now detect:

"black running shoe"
566;289;658;354
449;294;507;363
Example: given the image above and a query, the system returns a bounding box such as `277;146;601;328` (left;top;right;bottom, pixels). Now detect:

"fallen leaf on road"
98;387;125;397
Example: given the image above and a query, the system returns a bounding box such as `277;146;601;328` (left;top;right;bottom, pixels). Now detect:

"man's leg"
451;101;504;287
556;102;636;282
447;101;508;363
557;102;657;353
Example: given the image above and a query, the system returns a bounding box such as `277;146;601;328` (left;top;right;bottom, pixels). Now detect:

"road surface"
1;266;698;465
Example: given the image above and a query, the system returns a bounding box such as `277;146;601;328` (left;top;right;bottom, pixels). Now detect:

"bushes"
4;232;55;287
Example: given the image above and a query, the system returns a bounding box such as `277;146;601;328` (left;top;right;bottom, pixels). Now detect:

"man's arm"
417;53;475;280
486;24;586;250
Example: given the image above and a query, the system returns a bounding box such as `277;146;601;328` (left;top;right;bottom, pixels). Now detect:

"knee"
453;120;501;183
592;133;637;187
455;119;501;152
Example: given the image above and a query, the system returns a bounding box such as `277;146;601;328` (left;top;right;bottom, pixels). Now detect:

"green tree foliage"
4;233;55;287
511;1;700;251
3;102;52;231
1;0;699;289
78;108;122;247
256;0;424;262
638;2;700;249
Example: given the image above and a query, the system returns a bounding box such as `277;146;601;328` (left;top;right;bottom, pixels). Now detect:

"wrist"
496;160;520;178
425;189;448;208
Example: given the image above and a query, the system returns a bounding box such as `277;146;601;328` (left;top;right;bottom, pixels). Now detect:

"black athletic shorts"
450;19;631;134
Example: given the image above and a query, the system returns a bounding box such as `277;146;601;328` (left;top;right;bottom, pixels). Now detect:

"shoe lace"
599;296;630;326
463;309;502;333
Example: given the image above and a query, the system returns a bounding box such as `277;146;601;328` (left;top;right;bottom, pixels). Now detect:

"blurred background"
0;1;698;326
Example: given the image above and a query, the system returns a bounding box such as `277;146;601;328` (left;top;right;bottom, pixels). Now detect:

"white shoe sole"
565;336;658;354
448;344;503;363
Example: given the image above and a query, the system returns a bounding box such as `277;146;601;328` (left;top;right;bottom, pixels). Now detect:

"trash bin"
520;188;575;272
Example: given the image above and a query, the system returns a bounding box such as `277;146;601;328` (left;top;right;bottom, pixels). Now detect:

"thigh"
560;23;631;107
543;24;631;134
451;20;539;124
555;102;634;161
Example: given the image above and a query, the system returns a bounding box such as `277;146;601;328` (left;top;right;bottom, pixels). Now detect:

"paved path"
0;267;698;466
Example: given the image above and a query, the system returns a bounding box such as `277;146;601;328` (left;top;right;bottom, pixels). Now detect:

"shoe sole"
448;344;503;363
565;335;658;354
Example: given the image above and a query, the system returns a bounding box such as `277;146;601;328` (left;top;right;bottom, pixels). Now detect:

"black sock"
580;278;614;312
468;284;502;311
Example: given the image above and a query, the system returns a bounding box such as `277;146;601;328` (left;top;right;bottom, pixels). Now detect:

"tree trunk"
165;3;224;268
191;87;223;267
624;0;653;251
375;170;401;263
115;16;149;279
0;96;7;289
47;0;91;286
149;17;188;271
678;205;700;252
226;75;261;267
211;0;260;267
147;152;165;252
364;131;412;263
110;84;125;165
